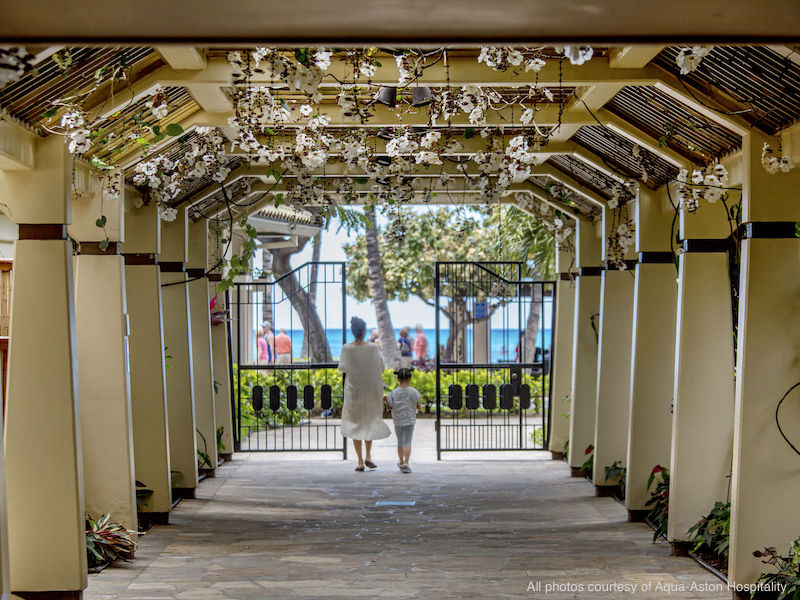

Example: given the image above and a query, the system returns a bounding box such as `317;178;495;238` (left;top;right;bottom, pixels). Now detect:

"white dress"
338;342;391;441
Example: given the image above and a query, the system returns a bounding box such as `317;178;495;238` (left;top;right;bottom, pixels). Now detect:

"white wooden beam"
156;46;207;70
0;120;36;171
609;46;665;69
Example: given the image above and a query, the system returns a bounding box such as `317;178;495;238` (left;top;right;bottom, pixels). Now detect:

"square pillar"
592;202;636;492
209;280;234;461
548;237;576;458
625;186;678;518
0;401;9;599
668;194;735;544
0;136;87;596
123;198;171;521
160;207;198;497
187;219;217;473
70;178;137;532
567;217;603;472
728;133;800;586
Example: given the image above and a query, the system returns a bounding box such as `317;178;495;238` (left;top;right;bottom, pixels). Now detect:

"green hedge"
233;365;547;429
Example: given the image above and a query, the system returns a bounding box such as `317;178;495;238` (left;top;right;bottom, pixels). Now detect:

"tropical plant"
753;538;800;600
688;501;730;561
645;465;670;542
135;480;153;511
605;460;626;497
197;449;213;469
578;444;594;477
86;514;138;568
216;426;227;454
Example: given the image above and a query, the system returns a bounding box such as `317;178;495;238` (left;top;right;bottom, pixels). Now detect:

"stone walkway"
85;420;729;599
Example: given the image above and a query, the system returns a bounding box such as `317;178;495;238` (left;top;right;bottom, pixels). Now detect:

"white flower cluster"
145;85;169;120
395;54;413;85
477;47;548;73
761;142;795;174
675;46;712;75
607;182;636;209
607;220;635;270
60;109;92;154
0;46;35;87
132;127;229;219
676;163;729;211
557;46;594;66
514;193;574;245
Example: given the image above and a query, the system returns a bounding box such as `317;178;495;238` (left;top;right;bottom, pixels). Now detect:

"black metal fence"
434;262;555;458
231;262;347;455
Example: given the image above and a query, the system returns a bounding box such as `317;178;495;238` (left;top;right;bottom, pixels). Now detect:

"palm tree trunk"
261;249;273;327
270;236;332;363
301;232;322;359
523;283;543;363
365;205;401;367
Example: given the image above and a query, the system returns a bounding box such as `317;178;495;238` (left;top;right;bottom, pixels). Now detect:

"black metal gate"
434;262;555;459
231;261;347;455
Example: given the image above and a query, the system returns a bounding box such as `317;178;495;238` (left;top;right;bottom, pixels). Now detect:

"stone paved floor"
85;420;729;599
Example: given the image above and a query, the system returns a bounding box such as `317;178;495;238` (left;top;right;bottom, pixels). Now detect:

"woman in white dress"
338;317;391;471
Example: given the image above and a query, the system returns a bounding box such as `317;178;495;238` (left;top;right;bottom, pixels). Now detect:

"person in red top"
275;328;292;364
413;323;428;368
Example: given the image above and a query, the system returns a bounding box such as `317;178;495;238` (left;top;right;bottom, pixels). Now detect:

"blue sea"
277;328;551;362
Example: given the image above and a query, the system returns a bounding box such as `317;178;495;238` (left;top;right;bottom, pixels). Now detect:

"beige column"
161;207;198;498
625;186;678;518
188;218;218;473
71;181;137;531
728;134;800;586
209;280;234;459
122;198;171;520
593;205;636;492
667;192;735;545
0;136;87;595
567;217;602;472
0;406;9;599
207;224;234;459
548;236;576;458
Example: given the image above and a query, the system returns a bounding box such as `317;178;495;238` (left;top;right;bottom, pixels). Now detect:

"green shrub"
688;501;730;561
645;465;670;542
753;538;800;600
86;515;137;568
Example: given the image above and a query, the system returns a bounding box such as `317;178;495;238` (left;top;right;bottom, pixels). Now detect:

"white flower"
677;168;689;183
159;206;178;222
507;49;524;66
559;46;594;65
301;149;327;169
543;88;554;102
300;104;313;117
676;46;712;75
520;108;535;125
420;131;441;149
691;169;704;185
67;129;91;154
313;49;332;70
525;57;546;72
359;61;377;77
415;150;442;165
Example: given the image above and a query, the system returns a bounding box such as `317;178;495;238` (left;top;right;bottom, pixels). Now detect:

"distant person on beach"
338;317;391;471
275;328;292;364
397;326;413;368
368;328;381;347
385;367;421;474
413;323;428;368
257;323;274;364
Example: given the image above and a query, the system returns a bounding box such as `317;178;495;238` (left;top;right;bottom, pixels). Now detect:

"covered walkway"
85;422;727;599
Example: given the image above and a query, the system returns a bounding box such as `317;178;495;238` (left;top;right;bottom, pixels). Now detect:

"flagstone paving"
85;420;729;599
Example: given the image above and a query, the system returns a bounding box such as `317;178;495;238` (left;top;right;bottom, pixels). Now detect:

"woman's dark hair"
394;367;413;381
350;316;367;339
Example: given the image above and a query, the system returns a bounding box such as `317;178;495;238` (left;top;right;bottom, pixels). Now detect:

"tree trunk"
522;283;543;363
365;205;401;368
443;297;469;364
270;235;332;363
301;232;322;359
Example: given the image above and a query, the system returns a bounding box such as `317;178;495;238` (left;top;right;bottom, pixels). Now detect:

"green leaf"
153;133;166;144
464;127;475;139
294;48;310;66
95;216;107;228
265;169;282;182
99;238;109;251
355;177;368;184
152;125;161;135
42;107;58;119
264;128;275;136
136;137;149;145
165;123;184;136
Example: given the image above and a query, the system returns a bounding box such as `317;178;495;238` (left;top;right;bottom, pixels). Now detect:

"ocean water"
274;328;552;362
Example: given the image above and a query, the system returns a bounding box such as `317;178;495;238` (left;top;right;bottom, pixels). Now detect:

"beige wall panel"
123;199;160;255
5;240;87;592
161;271;198;492
74;254;137;530
0;405;9;598
668;251;734;542
593;269;635;486
728;238;800;585
548;279;575;455
189;277;217;469
126;265;172;514
210;284;234;457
